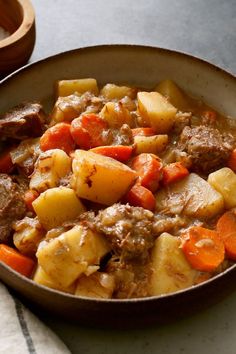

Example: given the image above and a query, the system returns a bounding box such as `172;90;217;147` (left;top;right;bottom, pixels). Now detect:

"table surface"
29;0;236;352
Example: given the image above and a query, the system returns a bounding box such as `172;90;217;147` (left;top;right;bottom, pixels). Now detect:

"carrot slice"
24;189;39;212
0;244;35;277
125;183;156;211
131;153;163;192
217;211;236;260
131;127;156;137
71;114;108;150
227;149;236;172
182;226;225;272
162;162;189;185
0;148;14;173
90;145;133;162
40;122;75;154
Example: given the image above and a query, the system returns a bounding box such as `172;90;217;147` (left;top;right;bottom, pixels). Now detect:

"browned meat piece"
172;111;192;134
102;124;134;146
10;138;41;176
153;214;190;235
0;174;27;244
91;204;155;261
176;125;235;173
0;102;47;140
113;124;134;145
52;92;105;122
106;256;151;298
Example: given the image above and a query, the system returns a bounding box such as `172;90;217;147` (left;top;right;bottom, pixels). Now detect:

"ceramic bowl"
1;45;236;327
0;0;35;77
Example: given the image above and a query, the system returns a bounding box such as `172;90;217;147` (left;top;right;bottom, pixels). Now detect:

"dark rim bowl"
1;45;236;328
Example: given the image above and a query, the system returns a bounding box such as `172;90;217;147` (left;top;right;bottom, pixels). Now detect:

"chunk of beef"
52;92;105;122
90;204;155;261
153;214;190;235
102;124;134;146
176;125;235;173
105;255;151;298
172;111;192;134
0;102;47;140
10;138;41;176
0;174;27;244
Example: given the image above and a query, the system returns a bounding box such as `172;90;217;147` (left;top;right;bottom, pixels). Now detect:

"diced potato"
150;233;197;296
75;272;115;299
208;167;236;209
13;217;45;256
33;266;76;294
30;149;71;193
137;91;177;133
71;150;137;205
50;94;84;124
100;83;136;100
134;134;168;155
36;225;110;287
156;173;224;218
32;187;86;230
100;101;134;128
56;78;98;97
155;79;188;110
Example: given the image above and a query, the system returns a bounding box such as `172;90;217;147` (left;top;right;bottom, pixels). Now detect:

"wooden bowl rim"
0;0;35;49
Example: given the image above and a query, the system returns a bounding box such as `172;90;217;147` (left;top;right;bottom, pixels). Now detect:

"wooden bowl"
1;45;236;327
0;0;35;77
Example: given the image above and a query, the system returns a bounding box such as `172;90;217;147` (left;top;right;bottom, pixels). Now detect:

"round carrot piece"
90;145;133;162
217;211;236;261
131;153;163;192
227;149;236;172
125;183;156;211
71;114;108;150
0;149;14;173
162;162;189;186
0;244;35;277
24;189;39;212
131;127;156;137
182;226;225;272
40;122;75;154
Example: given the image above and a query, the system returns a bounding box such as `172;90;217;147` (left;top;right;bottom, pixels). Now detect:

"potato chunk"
155;79;188;110
13;217;45;256
33;266;76;294
137;91;177;133
71;150;137;205
100;83;136;100
150;233;197;296
30;149;71;193
75;272;115;299
36;225;110;287
32;187;86;230
100;101;134;128
156;173;224;218
208;167;236;209
56;78;98;97
134;135;168;155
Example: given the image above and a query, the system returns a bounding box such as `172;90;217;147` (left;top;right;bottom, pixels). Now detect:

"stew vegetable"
1;78;236;299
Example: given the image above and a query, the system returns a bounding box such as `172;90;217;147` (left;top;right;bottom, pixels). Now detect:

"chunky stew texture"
1;78;236;299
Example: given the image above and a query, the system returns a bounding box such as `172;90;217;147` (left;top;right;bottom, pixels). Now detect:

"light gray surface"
30;1;236;353
32;0;236;74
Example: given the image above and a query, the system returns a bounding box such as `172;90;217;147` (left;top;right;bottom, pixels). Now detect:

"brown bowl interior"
0;0;24;34
1;45;236;327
